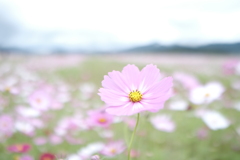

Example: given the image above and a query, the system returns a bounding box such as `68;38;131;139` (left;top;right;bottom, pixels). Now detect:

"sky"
0;0;240;52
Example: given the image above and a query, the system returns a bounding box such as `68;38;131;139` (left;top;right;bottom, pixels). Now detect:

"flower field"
0;54;240;160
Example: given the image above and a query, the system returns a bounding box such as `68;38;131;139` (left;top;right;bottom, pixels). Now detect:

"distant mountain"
1;31;240;54
122;42;240;54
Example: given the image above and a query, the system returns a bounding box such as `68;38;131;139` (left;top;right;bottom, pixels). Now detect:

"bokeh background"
0;0;240;160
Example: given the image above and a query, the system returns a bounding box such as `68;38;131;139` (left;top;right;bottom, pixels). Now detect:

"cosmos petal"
108;71;131;93
122;64;140;91
138;64;161;93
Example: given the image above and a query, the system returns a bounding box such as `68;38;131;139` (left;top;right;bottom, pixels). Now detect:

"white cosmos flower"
201;110;230;130
17;106;41;118
78;142;105;158
168;100;188;111
234;102;240;111
189;82;225;105
67;154;83;160
15;121;35;134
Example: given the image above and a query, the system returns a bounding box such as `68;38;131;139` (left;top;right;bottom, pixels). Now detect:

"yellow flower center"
36;98;42;103
110;148;116;154
129;91;142;102
15;145;23;151
5;87;11;92
98;118;107;123
205;93;210;97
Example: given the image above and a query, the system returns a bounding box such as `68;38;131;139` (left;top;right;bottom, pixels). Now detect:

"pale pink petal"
106;103;135;116
142;94;171;104
140;102;165;112
143;77;173;98
138;64;161;93
122;64;140;91
108;71;131;93
102;75;125;93
106;102;148;116
99;89;129;106
99;88;126;97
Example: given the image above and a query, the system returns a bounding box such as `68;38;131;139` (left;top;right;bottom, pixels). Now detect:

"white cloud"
1;0;240;48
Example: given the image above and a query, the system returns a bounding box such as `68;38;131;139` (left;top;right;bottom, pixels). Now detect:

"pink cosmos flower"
28;90;51;111
65;135;83;144
55;117;84;136
130;150;140;158
49;134;63;145
173;72;200;90
91;155;100;160
98;64;173;116
34;137;47;145
40;153;55;160
222;59;240;75
7;144;31;153
86;110;113;128
101;141;125;157
124;118;136;130
0;115;14;136
19;155;34;160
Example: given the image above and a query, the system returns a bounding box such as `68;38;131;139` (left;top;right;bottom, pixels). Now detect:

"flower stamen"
129;91;142;102
98;118;107;124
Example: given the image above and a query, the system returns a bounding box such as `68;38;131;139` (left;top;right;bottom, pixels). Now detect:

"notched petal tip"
122;64;138;71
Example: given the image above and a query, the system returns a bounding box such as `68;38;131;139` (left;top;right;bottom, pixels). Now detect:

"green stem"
231;125;240;140
128;113;140;160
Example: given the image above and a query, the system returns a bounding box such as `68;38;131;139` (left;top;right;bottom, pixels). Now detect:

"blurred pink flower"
99;64;173;116
130;149;140;158
7;144;31;153
91;155;100;160
49;134;63;145
34;137;47;145
86;110;113;128
124;118;136;130
0;115;14;136
55;117;84;136
19;155;34;160
174;72;200;90
222;59;240;75
40;153;55;160
65;135;83;145
150;115;176;132
196;128;209;139
101;141;125;157
28;90;51;111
